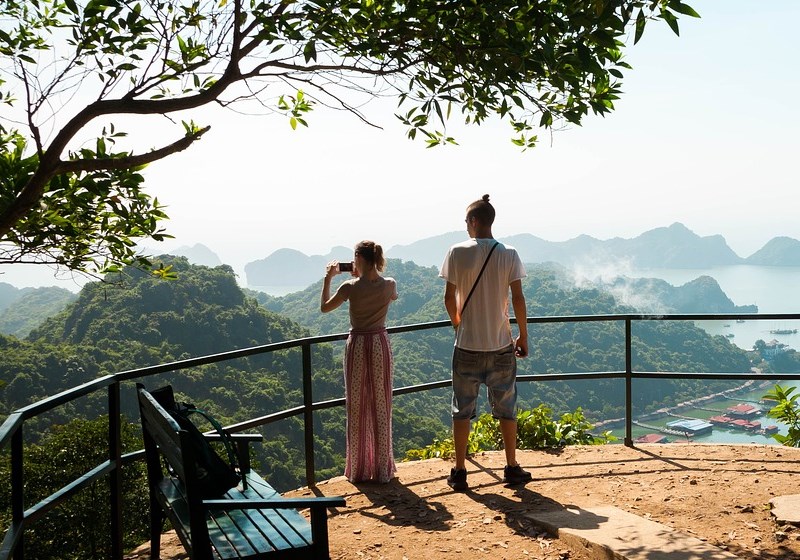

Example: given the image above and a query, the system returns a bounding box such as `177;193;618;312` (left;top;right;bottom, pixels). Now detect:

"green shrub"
763;384;800;447
403;405;615;461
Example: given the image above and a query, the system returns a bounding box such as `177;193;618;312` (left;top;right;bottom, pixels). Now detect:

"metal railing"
2;313;800;560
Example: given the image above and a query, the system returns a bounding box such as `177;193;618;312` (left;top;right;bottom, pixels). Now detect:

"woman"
321;240;398;483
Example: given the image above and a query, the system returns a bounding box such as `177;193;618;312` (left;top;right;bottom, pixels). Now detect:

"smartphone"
338;262;354;272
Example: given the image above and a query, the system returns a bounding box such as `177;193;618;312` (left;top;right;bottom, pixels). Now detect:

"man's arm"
444;281;460;330
510;279;528;357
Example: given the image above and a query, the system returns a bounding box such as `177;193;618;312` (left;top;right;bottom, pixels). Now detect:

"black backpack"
150;385;242;498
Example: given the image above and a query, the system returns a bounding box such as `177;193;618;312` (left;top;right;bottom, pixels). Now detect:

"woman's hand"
326;261;341;278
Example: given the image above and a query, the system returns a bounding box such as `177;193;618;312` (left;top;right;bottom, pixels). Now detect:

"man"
440;194;532;491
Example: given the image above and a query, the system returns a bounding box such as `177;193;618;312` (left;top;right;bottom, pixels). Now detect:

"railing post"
625;318;633;446
302;342;316;487
108;383;123;560
11;426;23;560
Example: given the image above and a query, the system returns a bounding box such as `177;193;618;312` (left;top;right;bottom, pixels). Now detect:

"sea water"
628;265;800;351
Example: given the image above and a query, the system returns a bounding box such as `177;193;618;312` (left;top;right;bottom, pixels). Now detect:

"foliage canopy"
0;0;696;275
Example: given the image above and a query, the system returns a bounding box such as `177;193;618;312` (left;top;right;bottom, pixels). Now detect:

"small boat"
769;329;798;335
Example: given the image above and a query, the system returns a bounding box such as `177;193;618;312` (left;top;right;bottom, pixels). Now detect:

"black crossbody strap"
460;241;499;317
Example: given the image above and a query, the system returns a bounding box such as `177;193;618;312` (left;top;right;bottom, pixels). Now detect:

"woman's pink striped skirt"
343;328;396;483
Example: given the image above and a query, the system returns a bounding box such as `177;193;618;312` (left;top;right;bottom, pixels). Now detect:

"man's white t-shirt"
440;238;526;352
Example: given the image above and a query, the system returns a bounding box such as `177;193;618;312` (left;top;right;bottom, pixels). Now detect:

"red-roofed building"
709;415;733;425
731;419;761;431
726;404;760;418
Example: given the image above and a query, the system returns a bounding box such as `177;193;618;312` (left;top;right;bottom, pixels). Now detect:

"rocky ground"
125;444;800;560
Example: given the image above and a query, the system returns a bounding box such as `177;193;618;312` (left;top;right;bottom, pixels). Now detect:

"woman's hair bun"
482;194;490;203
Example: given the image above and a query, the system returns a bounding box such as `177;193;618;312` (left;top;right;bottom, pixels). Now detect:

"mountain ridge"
243;222;800;289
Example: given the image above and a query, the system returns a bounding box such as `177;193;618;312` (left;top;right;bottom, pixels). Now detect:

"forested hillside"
11;260;354;487
0;284;76;338
1;257;758;495
1;258;449;491
260;259;754;427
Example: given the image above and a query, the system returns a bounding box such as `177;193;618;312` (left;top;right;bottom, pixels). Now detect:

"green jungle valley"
2;256;799;559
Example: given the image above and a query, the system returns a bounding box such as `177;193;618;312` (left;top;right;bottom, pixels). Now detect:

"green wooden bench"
137;384;345;560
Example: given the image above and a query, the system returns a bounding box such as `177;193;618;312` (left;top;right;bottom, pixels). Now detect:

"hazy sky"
2;1;798;289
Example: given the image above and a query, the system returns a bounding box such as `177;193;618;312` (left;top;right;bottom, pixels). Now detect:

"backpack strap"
182;404;241;481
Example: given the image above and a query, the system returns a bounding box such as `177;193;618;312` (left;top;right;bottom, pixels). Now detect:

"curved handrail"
2;313;800;560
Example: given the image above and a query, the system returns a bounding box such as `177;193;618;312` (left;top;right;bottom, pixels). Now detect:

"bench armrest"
203;497;346;510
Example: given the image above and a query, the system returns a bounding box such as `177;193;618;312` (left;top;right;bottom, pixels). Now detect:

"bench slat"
227;507;311;550
211;474;312;556
159;477;267;558
208;514;260;558
212;510;295;558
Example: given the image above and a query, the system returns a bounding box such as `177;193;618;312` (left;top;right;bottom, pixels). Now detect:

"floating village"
594;379;783;444
591;320;800;444
632;400;779;444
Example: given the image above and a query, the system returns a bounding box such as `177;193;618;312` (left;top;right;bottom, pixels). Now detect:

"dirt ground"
125;444;800;560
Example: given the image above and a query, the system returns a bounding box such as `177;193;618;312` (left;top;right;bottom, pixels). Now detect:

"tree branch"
0;74;237;240
56;126;211;174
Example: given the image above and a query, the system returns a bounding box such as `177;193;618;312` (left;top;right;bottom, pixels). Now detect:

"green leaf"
303;40;317;63
634;9;646;44
663;10;680;36
669;1;701;18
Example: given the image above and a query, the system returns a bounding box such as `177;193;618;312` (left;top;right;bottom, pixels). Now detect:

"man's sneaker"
503;464;532;485
447;468;468;491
